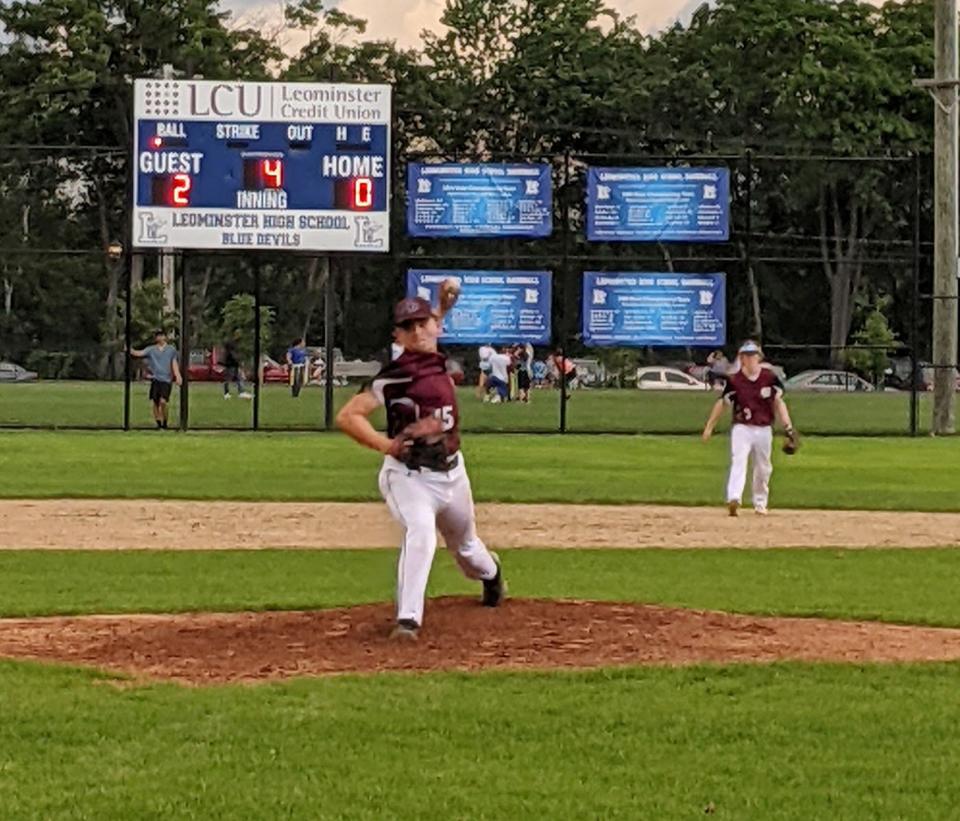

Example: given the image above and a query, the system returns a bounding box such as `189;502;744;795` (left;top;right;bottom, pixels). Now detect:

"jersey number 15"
433;405;455;431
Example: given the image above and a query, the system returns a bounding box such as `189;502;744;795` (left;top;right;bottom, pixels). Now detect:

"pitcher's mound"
2;597;960;685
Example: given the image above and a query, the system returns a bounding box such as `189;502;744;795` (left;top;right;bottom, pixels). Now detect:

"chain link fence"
0;148;942;435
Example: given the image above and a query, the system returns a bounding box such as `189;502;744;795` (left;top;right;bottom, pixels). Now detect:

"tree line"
0;0;938;377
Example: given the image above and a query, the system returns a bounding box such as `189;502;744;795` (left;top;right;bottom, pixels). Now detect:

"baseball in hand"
439;278;461;313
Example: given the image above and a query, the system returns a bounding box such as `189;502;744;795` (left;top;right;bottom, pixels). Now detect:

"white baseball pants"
726;424;773;510
379;454;498;626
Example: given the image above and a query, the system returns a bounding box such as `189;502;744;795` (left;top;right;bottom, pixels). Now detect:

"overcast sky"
223;0;710;48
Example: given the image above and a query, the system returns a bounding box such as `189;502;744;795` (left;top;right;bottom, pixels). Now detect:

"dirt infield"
2;499;960;550
2;597;960;684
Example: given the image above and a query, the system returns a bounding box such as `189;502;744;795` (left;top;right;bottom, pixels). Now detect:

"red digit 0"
353;177;373;208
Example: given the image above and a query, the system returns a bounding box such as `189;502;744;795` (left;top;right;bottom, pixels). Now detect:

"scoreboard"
132;79;391;252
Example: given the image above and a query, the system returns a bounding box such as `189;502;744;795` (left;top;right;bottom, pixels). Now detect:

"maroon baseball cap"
393;296;434;326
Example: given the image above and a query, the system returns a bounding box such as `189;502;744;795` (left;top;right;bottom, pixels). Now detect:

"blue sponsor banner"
407;269;552;344
586;167;730;242
582;272;726;347
407;163;552;238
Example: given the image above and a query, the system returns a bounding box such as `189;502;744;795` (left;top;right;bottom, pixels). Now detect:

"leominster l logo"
137;213;168;245
354;216;384;249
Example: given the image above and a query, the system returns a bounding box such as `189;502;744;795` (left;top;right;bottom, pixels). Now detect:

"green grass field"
3;418;960;818
3;548;960;819
0;379;929;434
1;429;958;510
3;547;960;625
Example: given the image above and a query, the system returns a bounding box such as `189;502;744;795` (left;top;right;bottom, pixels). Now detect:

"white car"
635;366;708;391
0;362;38;382
784;370;874;392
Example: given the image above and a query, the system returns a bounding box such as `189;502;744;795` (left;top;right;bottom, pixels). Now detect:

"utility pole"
917;0;960;434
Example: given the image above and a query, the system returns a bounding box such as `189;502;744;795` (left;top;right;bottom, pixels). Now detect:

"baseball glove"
388;416;451;471
437;278;461;317
782;426;800;455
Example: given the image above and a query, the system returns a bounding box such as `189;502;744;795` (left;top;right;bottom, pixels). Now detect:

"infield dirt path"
1;499;959;549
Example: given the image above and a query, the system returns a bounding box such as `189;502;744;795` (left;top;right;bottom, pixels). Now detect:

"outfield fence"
0;147;945;436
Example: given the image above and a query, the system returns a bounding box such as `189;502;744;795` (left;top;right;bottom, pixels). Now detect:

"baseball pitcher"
336;281;505;641
701;340;798;516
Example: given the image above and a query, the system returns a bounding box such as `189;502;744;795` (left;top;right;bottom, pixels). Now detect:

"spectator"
130;329;181;430
706;350;732;388
516;342;534;403
286;337;308;398
223;334;251;399
550;350;578;391
485;347;512;403
477;344;495;399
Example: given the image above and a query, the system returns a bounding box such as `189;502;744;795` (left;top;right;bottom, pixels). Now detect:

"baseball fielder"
336;281;504;641
701;340;798;516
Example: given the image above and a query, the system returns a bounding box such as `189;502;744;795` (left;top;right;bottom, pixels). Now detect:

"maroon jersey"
723;368;784;427
370;350;460;453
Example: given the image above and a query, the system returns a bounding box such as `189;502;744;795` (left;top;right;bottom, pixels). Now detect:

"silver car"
784;370;874;392
0;362;38;382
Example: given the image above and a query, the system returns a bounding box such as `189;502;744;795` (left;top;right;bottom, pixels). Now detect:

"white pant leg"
379;461;440;626
433;459;498;581
726;424;752;504
750;426;774;509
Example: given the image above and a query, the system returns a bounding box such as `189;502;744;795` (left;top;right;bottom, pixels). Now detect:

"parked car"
784;370;874;392
635;366;709;391
260;356;293;384
0;361;38;382
187;349;225;382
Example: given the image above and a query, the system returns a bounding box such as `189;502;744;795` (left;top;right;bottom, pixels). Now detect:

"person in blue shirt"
131;329;181;429
285;337;308;398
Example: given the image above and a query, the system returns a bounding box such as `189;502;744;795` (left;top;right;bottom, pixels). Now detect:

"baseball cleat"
389;619;420;642
754;506;769;516
727;501;740;517
482;557;506;607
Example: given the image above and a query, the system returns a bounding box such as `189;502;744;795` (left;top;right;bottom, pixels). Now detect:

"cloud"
221;0;897;53
221;0;708;51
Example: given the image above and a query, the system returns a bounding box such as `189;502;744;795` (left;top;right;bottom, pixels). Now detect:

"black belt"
406;452;460;473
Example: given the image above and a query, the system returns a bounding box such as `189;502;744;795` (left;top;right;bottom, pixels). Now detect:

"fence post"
123;252;133;431
910;153;922;437
559;149;571;434
253;260;261;431
178;253;189;431
323;257;335;430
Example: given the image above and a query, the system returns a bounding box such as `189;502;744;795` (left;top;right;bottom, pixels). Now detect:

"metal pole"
253;261;261;430
559;344;568;433
911;154;922;437
744;149;757;340
123;252;133;431
932;0;958;434
323;257;335;430
178;254;189;431
559;149;571;434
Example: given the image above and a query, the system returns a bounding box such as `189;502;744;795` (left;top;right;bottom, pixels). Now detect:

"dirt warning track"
1;499;959;550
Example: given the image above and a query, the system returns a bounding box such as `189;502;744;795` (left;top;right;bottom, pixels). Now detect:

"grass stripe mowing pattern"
2;431;960;510
1;661;959;819
3;548;960;627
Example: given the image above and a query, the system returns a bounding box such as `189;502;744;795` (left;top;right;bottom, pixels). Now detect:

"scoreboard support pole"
178;254;190;431
123;254;134;431
253;261;262;431
323;257;335;430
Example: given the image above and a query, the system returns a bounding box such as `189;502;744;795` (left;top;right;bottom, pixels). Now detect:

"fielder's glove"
782;426;800;455
387;417;451;471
